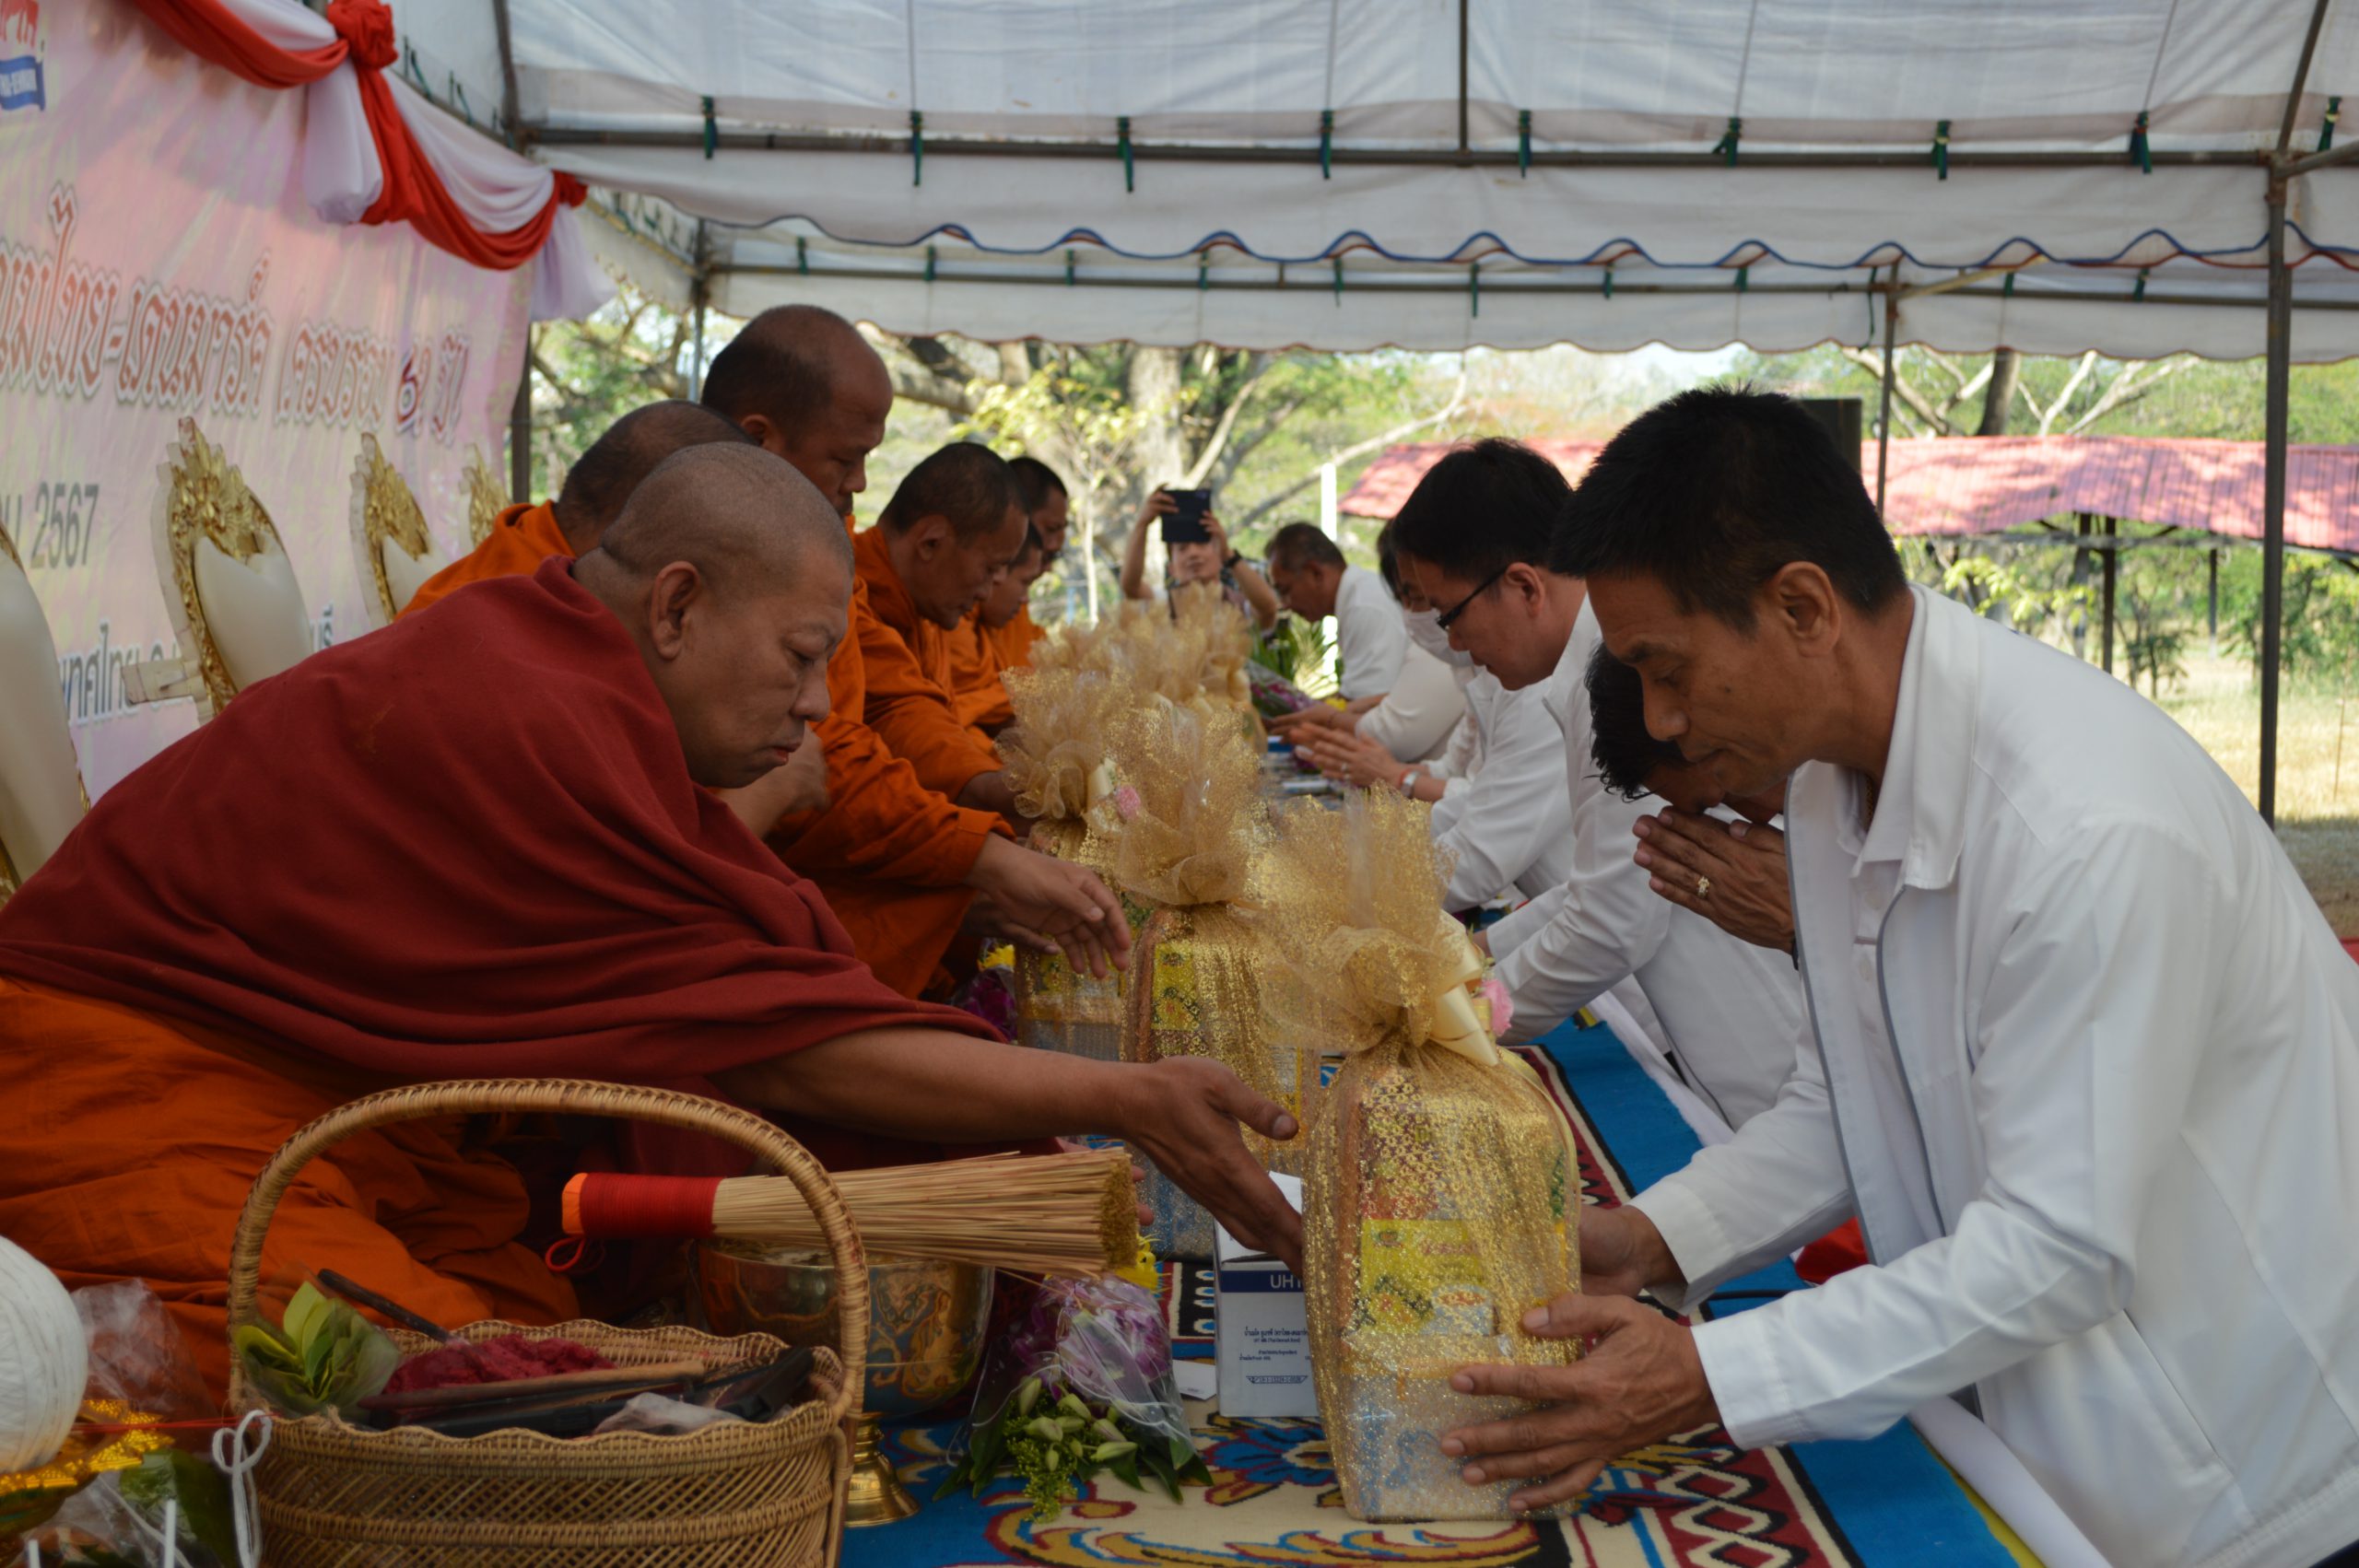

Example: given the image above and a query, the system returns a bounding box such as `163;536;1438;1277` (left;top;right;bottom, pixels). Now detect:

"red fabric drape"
0;559;997;1086
126;0;582;275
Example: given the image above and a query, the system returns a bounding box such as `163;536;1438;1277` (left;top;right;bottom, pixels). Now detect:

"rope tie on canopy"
2003;270;2016;297
1518;110;1532;176
1119;116;1135;192
1713;116;1743;166
1736;263;1750;292
1469;260;1480;316
925;243;937;283
910;111;924;185
2323;95;2342;152
1198;250;1210;290
2134;266;2150;301
2130;111;2153;173
1332;254;1344;303
1320;109;1333;178
796;235;807;275
1602;258;1614;300
1064;248;1076;286
700;94;716;158
1932;120;1951;180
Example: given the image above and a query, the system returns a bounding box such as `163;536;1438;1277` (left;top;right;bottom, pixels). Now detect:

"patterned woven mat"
846;1018;2021;1568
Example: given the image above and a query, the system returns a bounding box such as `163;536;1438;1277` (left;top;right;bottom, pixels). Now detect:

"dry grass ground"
2149;653;2359;937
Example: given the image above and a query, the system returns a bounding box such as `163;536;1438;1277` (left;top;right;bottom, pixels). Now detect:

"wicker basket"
225;1079;869;1567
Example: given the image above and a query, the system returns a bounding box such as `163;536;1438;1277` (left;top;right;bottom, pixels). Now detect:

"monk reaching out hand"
0;444;1297;1398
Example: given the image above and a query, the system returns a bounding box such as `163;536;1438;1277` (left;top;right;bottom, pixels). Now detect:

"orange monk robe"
382;499;1000;999
851;527;1004;798
0;978;575;1397
947;603;1046;734
399;500;572;618
764;559;1004;999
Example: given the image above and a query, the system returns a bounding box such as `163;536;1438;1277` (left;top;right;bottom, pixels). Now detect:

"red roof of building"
1340;436;2359;556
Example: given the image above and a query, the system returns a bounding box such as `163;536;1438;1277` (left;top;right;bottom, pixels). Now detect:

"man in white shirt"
1263;521;1408;701
1443;389;2359;1568
1391;439;1809;1131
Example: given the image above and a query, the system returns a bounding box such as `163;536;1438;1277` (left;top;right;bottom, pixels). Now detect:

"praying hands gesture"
1442;1205;1716;1512
1295;728;1408;791
1632;810;1794;955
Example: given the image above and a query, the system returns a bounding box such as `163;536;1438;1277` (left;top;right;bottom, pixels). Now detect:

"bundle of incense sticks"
562;1149;1142;1278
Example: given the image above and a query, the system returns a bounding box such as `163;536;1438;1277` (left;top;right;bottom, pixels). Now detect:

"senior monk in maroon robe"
0;444;1299;1398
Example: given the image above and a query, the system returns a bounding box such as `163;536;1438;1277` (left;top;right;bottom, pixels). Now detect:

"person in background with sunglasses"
1390;438;1808;1136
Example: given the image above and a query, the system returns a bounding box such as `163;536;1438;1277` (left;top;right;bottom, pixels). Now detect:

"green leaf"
283;1282;329;1347
1109;1453;1143;1492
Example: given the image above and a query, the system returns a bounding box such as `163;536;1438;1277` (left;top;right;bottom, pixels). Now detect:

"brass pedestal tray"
698;1245;992;1526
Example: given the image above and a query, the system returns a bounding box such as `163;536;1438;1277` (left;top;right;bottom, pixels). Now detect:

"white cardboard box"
1214;1172;1317;1420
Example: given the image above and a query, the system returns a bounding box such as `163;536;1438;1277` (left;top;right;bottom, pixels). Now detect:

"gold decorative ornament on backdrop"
350;432;439;627
1264;791;1579;1522
1109;699;1303;1258
463;444;507;547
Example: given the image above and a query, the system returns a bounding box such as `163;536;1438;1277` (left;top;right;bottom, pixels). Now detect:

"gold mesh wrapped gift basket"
225;1079;864;1567
1265;795;1579;1521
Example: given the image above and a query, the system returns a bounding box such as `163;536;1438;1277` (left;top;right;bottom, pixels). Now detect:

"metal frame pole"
1875;273;1897;519
2261;176;2293;825
508;332;532;504
2102;515;2118;675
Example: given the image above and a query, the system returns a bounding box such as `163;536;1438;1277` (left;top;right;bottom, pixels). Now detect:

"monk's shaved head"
578;443;853;789
597;443;851;594
554;400;754;551
701;305;895;518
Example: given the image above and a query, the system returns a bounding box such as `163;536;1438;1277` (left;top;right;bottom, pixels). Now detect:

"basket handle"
224;1077;868;1425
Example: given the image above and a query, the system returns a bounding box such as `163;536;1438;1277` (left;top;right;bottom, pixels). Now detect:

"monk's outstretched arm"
715;1037;1302;1270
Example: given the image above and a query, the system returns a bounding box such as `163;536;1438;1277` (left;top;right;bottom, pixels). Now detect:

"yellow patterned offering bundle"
1110;703;1303;1258
1000;667;1139;1059
1265;793;1579;1521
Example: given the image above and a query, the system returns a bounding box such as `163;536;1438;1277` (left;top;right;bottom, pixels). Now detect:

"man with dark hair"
1585;649;1792;957
1446;387;2359;1568
854;442;1027;808
1389;438;1806;1134
400;401;752;616
702;306;1130;996
1006;456;1070;558
950;524;1048;734
1263;521;1405;700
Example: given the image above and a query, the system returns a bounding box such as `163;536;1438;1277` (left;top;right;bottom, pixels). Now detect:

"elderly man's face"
1590;571;1814;803
655;556;847;790
1267;558;1337;620
911;500;1029;628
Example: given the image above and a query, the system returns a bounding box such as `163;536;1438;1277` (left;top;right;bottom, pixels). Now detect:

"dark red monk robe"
0;558;992;1397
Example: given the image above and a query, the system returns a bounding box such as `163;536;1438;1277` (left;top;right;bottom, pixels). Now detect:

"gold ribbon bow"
1425;923;1500;1068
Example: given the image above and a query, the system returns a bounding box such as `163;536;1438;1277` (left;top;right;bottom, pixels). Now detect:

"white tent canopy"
393;0;2349;821
392;0;2359;361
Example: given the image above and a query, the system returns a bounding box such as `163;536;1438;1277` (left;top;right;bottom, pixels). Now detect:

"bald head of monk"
700;305;894;518
551;399;754;555
574;444;853;790
879;440;1029;627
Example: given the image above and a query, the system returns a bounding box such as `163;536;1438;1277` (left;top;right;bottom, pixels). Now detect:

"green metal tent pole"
508;333;532;505
2102;515;2118;674
1875;276;1897;519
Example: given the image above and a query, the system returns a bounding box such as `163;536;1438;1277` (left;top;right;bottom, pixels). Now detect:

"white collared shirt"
1331;563;1409;701
1429;671;1572;910
1630;586;2359;1568
1487;600;1810;1130
1358;639;1469;764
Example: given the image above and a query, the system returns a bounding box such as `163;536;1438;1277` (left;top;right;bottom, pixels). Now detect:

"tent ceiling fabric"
393;0;2359;357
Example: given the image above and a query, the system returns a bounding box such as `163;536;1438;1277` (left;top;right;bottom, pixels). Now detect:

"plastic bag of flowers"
935;1275;1207;1519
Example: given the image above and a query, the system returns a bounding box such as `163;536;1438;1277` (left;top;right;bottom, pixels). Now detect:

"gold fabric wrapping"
1265;792;1578;1522
1001;668;1142;1059
1109;704;1304;1257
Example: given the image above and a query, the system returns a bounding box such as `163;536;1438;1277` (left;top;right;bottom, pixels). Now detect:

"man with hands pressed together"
1444;389;2359;1568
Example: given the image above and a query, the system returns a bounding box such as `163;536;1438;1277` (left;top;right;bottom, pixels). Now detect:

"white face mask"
1403;607;1474;668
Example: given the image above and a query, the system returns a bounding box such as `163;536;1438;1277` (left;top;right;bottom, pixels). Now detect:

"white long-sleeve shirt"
1331;564;1408;701
1357;640;1467;765
1427;672;1572;910
1631;588;2359;1568
1486;602;1807;1130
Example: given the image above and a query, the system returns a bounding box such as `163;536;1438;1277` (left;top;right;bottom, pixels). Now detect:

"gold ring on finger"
1696;874;1712;898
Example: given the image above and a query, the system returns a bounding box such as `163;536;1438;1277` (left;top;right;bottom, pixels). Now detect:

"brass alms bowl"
696;1245;992;1525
